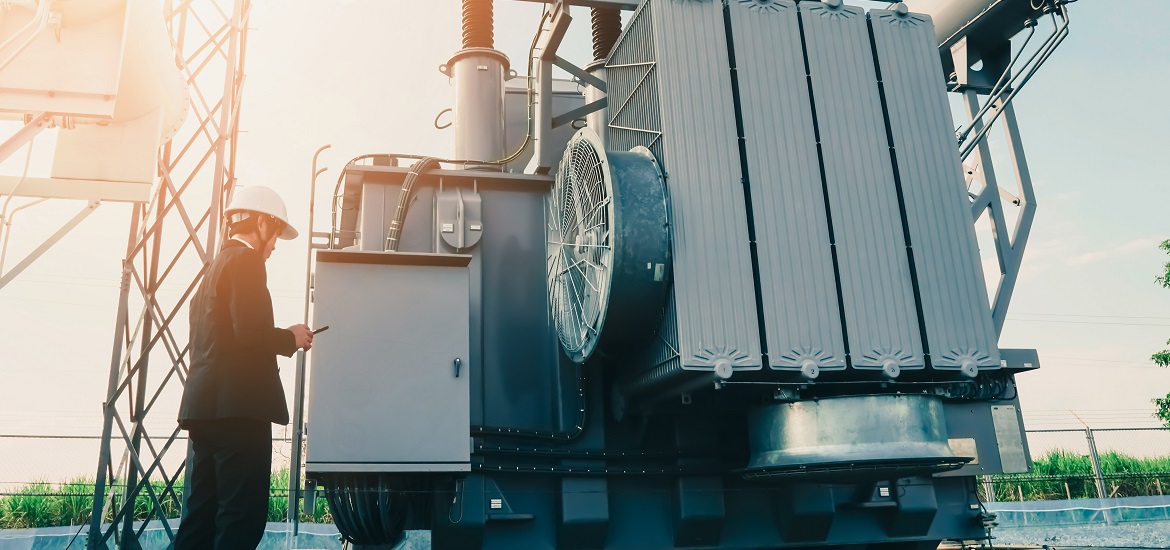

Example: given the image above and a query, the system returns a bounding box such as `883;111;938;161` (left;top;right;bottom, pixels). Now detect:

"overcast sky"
2;0;1169;483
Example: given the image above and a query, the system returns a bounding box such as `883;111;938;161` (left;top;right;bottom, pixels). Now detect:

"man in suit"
174;185;314;549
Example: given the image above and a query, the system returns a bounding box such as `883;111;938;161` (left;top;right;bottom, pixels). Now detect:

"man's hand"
289;324;314;351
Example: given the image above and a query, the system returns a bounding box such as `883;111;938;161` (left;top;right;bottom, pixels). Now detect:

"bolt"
883;360;901;379
714;359;734;379
801;360;820;380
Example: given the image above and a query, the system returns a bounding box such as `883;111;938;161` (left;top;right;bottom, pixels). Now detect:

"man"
174;185;314;549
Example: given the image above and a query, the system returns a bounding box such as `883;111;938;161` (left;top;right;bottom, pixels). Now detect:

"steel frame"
87;0;252;546
963;93;1036;337
0;199;100;289
952;5;1068;336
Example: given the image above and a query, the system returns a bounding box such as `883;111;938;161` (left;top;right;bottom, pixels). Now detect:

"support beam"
0;112;49;164
288;143;332;531
552;97;607;129
0;200;99;290
525;3;572;174
0;176;153;203
555;55;606;91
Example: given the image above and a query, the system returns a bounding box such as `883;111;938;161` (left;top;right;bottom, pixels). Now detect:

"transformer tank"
299;0;1062;548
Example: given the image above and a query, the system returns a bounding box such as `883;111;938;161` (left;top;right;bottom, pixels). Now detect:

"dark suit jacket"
178;240;296;427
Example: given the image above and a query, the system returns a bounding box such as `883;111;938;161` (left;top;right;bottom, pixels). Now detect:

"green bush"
987;449;1170;501
11;450;1170;528
0;479;104;529
268;467;332;524
0;469;331;529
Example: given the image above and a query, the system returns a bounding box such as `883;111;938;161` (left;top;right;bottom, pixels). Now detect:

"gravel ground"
992;519;1170;548
4;523;1167;549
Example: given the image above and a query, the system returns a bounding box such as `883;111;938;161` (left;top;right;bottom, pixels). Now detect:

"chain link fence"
6;427;1170;516
0;432;304;530
981;427;1170;503
0;433;294;494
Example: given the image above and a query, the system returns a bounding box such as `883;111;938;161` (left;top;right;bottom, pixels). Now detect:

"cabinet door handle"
453;358;462;378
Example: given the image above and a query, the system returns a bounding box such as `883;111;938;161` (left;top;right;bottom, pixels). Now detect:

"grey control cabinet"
306;251;471;473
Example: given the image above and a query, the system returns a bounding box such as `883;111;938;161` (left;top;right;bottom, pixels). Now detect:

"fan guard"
548;129;671;363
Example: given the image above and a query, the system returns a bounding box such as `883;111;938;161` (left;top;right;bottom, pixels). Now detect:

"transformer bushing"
444;0;509;169
443;49;510;170
585;7;621;145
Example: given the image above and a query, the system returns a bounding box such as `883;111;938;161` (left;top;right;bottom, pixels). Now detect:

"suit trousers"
173;419;272;550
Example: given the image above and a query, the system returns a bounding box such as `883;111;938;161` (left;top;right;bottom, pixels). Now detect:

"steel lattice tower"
88;0;252;546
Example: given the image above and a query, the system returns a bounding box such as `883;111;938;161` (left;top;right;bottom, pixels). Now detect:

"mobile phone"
312;326;330;335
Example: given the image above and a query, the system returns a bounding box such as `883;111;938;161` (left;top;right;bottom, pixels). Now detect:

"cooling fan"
547;129;672;363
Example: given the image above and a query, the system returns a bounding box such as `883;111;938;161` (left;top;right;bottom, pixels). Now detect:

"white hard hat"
224;185;298;240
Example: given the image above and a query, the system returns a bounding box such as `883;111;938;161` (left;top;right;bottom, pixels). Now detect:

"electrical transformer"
299;0;1062;548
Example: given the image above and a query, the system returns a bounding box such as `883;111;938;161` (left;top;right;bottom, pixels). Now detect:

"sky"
1;0;1170;484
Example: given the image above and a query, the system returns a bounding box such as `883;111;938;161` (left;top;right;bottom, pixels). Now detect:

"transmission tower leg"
87;0;253;546
88;205;141;549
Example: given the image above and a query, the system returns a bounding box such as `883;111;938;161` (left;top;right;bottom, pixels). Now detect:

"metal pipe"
0;112;48;166
954;22;1035;143
89;203;143;546
0;134;37;269
0;0;47;57
0;197;47;275
1085;428;1107;500
584;65;607;145
288;143;331;532
525;3;571;174
902;0;1023;50
0;0;49;76
958;8;1068;160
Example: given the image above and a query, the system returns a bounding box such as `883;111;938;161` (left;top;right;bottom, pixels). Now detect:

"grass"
0;468;331;529
10;451;1170;528
984;450;1170;501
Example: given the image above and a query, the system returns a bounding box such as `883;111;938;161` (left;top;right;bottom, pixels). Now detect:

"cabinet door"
308;255;470;471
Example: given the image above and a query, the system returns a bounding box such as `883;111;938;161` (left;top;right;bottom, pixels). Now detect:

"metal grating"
869;9;1000;370
605;0;680;377
548;135;614;362
800;2;923;370
605;1;663;157
729;0;846;373
646;0;760;371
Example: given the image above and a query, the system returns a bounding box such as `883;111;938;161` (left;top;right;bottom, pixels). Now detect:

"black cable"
323;478;358;544
351;476;376;543
321;474;419;546
376;477;393;542
448;478;465;524
475;444;715;460
385;157;440;252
